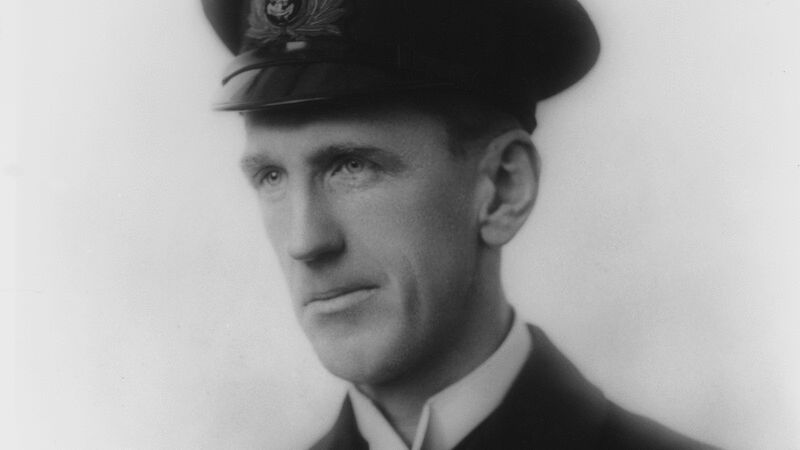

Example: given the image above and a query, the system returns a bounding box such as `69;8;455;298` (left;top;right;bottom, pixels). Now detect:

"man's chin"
305;326;409;385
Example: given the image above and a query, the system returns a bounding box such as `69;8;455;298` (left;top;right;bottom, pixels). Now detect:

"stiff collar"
348;311;532;450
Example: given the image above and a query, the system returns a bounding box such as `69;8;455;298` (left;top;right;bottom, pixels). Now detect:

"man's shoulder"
309;324;721;450
598;402;720;450
526;324;720;449
308;403;720;450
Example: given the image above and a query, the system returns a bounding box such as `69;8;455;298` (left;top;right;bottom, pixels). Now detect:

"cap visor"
214;62;451;111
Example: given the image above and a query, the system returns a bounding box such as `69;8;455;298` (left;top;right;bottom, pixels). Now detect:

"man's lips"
303;285;379;314
306;285;378;304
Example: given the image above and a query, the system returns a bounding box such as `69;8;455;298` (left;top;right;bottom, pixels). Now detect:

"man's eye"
344;158;364;173
259;168;284;186
330;156;380;186
333;157;366;175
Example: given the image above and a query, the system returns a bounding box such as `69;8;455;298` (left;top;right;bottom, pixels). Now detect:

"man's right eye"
257;168;284;187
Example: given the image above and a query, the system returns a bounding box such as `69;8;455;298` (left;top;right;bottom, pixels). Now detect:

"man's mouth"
305;286;379;314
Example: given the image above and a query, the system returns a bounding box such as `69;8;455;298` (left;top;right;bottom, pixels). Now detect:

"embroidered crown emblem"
247;0;347;44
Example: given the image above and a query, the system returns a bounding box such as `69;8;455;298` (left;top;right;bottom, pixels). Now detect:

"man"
202;0;719;448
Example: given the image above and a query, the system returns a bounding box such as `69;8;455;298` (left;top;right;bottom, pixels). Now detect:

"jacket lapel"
309;396;368;450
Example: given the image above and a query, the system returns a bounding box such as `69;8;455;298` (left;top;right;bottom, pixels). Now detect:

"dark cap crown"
203;0;600;131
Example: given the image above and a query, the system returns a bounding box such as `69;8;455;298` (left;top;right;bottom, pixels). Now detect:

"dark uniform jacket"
310;325;720;450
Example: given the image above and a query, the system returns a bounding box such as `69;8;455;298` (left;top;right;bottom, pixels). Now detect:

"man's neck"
356;274;514;445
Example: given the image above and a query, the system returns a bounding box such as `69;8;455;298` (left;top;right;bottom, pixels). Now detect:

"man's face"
242;105;485;385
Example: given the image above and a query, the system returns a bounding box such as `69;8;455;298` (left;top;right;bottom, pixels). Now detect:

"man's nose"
285;189;345;263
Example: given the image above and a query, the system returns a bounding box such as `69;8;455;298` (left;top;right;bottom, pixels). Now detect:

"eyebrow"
307;144;394;170
239;153;274;176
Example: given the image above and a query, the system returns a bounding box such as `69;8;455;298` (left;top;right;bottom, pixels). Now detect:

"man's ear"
475;129;539;247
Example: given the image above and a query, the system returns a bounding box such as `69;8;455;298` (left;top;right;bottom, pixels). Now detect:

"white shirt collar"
348;311;532;450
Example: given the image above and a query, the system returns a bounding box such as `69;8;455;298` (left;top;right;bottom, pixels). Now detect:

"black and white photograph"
6;0;800;449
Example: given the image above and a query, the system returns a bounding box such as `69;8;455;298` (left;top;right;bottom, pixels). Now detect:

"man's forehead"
244;101;446;143
241;104;450;160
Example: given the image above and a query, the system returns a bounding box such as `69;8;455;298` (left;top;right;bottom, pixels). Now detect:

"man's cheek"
261;211;294;269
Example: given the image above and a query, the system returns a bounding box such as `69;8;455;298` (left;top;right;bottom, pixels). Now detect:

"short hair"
405;91;526;158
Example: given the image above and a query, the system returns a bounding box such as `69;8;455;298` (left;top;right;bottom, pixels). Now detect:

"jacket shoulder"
598;402;721;450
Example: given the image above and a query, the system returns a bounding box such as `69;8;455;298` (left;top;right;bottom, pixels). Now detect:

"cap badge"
247;0;347;44
266;0;301;25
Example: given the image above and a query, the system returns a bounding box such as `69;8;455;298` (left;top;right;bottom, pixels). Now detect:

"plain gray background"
7;0;800;448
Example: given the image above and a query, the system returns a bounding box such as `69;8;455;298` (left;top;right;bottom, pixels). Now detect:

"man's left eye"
333;157;372;176
343;158;365;173
330;157;380;186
